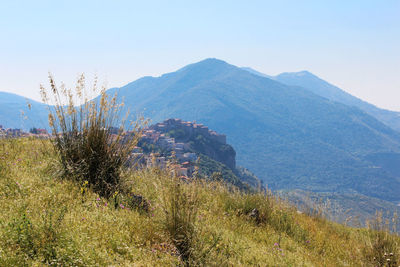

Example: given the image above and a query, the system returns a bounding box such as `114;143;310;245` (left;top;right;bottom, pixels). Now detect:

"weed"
4;203;83;266
364;211;400;266
162;176;221;266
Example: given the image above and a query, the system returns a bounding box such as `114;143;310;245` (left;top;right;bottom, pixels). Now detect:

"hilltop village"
0;125;49;139
132;118;230;178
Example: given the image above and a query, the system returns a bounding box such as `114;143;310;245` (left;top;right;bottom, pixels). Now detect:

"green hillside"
1;138;399;266
271;70;400;132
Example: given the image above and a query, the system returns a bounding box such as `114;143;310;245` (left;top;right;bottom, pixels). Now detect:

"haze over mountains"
2;58;400;207
0;92;48;130
243;67;400;132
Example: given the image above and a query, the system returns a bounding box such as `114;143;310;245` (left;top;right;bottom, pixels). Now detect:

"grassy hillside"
1;138;399;266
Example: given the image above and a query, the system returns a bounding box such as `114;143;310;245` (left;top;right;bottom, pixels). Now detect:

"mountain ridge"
0;92;48;130
242;67;400;132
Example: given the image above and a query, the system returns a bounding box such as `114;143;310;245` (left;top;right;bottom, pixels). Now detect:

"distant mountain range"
2;59;400;207
0;92;48;130
242;67;400;132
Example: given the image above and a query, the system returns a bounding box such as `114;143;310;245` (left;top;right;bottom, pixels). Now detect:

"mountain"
0;92;48;130
240;67;273;79
245;69;400;132
104;58;400;203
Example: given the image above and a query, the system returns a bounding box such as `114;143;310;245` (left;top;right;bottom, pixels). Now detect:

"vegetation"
1;138;400;266
39;74;143;198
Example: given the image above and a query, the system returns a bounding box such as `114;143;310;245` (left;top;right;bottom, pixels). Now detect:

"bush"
162;177;220;266
163;177;199;264
40;74;144;198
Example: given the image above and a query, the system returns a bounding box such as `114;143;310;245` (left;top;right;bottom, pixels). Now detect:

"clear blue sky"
1;0;399;110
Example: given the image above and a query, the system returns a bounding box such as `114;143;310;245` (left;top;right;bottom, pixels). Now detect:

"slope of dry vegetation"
1;138;399;266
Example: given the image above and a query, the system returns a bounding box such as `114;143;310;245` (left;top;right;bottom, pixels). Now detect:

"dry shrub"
162;177;220;266
41;74;144;198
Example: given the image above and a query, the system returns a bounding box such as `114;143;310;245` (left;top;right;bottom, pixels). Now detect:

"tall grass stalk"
162;176;221;266
163;177;199;265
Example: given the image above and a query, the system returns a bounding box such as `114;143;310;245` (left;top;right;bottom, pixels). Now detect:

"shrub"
163;177;199;264
40;74;144;198
162;177;220;266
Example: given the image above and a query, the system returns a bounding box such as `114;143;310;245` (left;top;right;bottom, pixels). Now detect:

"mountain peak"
174;58;237;79
198;58;228;64
179;58;231;71
277;70;316;78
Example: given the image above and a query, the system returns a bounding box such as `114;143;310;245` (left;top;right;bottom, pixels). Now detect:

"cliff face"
190;135;236;170
150;118;236;170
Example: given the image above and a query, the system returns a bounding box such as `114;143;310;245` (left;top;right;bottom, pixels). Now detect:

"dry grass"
1;138;400;266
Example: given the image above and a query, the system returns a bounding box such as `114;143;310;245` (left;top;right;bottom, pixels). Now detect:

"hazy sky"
1;0;399;110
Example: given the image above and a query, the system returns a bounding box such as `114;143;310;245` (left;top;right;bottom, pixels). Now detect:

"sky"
1;0;399;110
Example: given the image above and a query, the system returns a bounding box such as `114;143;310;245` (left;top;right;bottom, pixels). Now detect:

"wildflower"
120;204;125;209
274;243;279;247
306;240;310;243
104;202;108;207
96;197;101;201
